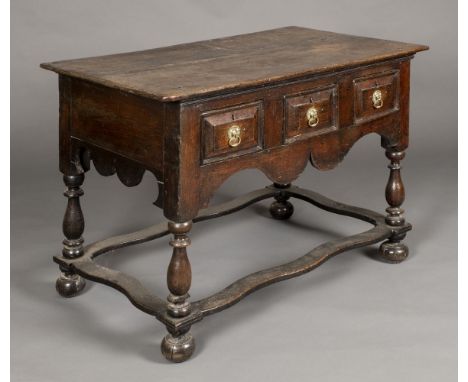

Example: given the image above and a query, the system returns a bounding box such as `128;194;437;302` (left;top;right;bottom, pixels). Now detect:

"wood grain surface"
41;26;427;102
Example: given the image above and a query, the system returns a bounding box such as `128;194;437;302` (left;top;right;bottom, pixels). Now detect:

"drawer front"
201;102;263;163
283;84;338;144
353;70;399;123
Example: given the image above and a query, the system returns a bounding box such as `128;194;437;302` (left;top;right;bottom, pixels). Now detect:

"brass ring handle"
227;125;241;147
372;89;383;109
306;107;319;127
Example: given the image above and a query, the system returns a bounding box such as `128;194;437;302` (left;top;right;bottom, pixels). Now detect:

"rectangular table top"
41;26;427;102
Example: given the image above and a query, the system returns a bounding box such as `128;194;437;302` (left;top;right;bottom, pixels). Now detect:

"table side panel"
63;77;165;177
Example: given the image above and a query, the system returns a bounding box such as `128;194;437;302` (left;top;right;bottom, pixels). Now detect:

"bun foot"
161;332;195;363
379;240;408;263
56;273;86;297
269;200;294;220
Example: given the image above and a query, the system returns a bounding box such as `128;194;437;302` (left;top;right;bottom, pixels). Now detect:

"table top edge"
40;26;429;102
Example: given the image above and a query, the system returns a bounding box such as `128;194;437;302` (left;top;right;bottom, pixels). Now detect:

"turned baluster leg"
56;174;87;297
161;221;195;363
269;183;294;220
379;149;409;263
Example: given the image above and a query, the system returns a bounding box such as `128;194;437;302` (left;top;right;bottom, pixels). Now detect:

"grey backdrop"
11;1;457;381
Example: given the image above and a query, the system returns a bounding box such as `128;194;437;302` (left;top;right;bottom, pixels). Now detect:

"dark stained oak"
41;26;427;102
270;183;294;220
56;174;86;297
201;102;263;163
162;221;195;362
42;27;427;363
379;149;409;263
42;29;427;223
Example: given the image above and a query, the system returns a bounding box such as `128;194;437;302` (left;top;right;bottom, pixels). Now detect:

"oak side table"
41;27;427;363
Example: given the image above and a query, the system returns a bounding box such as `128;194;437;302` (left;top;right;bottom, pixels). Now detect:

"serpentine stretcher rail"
53;186;411;331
